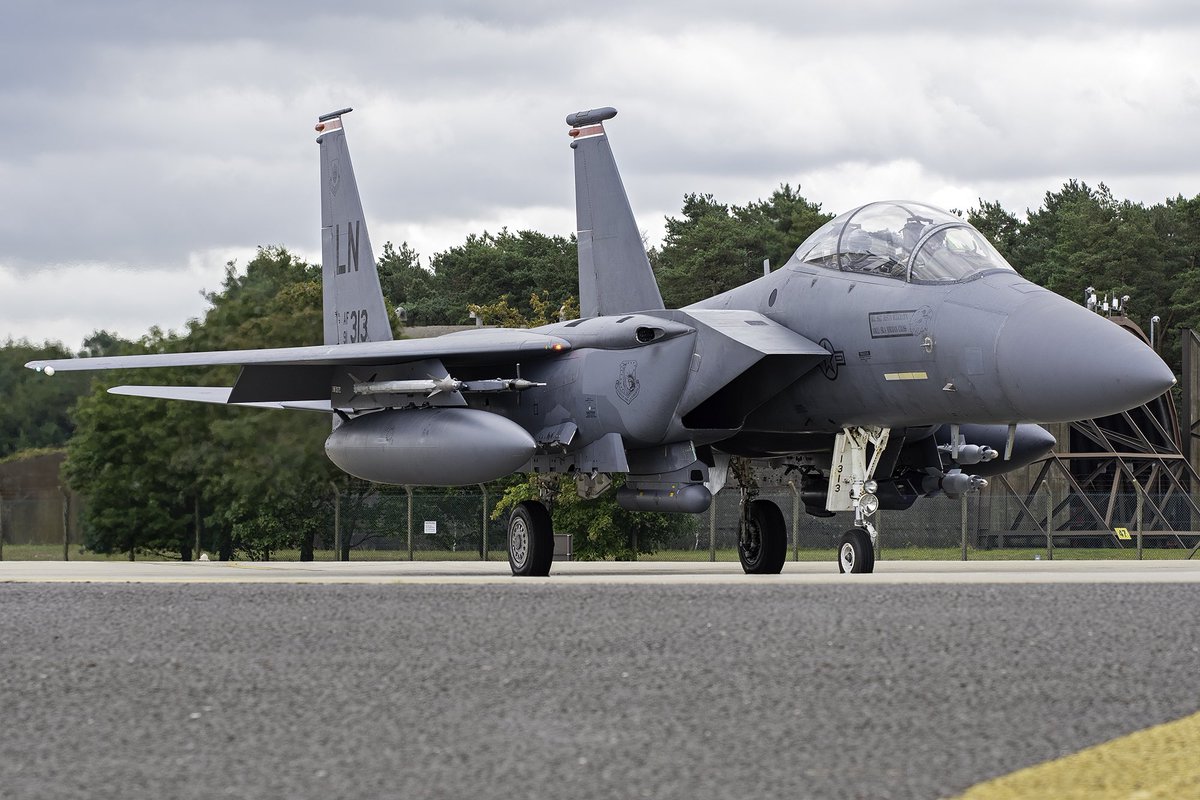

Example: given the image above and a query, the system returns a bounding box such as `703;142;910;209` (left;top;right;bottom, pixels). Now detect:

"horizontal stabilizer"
110;385;333;412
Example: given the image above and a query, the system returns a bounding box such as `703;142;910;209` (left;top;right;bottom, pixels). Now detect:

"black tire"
738;499;788;574
837;528;875;574
508;500;554;577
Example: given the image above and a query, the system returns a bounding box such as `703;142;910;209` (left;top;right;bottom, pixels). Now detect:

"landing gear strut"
828;426;890;574
508;500;554;577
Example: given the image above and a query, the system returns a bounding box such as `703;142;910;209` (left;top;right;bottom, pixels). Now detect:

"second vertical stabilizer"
567;107;665;318
316;109;393;346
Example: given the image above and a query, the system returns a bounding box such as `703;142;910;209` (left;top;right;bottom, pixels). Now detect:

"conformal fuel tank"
324;408;536;486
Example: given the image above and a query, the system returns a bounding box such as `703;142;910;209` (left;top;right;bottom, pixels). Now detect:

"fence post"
61;488;70;562
788;481;799;562
193;496;202;561
1046;483;1054;561
480;484;489;561
708;493;717;563
330;481;341;561
0;492;4;561
960;492;968;561
406;486;414;561
1136;488;1144;561
875;511;882;561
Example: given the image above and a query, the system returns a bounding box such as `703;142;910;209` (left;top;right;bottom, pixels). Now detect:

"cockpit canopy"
789;201;1016;283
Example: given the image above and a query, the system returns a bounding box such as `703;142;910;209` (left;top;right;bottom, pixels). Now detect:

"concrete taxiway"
3;579;1199;800
1;557;1198;584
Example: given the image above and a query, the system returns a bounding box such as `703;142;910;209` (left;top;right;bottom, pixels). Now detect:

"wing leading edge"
25;329;572;375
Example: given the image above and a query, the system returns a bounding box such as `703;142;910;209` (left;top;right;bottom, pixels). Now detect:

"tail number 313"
343;308;369;343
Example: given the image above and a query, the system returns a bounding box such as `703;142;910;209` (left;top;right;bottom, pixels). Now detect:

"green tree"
733;184;833;270
967;199;1024;260
0;340;90;458
651;186;830;307
1010;182;1172;355
427;229;577;325
65;247;341;561
468;292;579;328
377;241;431;330
63;331;203;559
187;247;339;560
493;474;692;560
1159;194;1200;366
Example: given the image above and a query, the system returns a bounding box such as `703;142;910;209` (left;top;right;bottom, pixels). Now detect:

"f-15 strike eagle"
29;106;1175;576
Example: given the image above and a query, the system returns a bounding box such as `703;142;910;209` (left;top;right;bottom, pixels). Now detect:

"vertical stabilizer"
316;109;392;345
567;107;665;318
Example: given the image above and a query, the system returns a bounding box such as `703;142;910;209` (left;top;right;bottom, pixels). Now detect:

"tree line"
2;179;1198;559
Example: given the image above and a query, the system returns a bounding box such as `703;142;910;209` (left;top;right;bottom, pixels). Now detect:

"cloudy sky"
3;1;1199;348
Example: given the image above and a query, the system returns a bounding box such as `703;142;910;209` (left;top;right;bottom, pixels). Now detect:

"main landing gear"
731;458;788;575
507;500;554;577
738;498;788;574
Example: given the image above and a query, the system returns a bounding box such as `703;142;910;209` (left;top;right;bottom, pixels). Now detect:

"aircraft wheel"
838;528;875;574
508;500;554;577
738;499;788;574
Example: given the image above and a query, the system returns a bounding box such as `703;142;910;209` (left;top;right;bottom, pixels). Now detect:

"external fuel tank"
325;408;536;486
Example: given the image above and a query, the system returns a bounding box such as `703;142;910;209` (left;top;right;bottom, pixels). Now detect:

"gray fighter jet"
28;107;1175;575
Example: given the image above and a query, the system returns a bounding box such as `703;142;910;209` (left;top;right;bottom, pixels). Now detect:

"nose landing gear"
828;426;890;574
838;527;875;574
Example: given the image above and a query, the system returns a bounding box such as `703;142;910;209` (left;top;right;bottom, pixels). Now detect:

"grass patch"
269;549;502;562
0;545;505;562
642;546;1194;562
0;544;131;562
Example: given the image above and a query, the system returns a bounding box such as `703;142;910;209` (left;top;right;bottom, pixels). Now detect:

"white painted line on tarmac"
1;559;1198;585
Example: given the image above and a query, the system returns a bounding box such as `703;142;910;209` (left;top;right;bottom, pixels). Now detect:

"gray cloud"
4;1;1200;346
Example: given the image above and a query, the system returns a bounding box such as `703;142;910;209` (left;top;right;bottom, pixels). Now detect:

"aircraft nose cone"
996;295;1175;422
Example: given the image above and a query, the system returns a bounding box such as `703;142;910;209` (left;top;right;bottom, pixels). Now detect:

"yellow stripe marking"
883;371;929;381
952;710;1200;799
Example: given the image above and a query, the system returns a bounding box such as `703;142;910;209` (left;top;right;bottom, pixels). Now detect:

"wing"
28;329;572;408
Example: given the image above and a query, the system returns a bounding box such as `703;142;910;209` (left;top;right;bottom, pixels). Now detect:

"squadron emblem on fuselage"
615;360;640;404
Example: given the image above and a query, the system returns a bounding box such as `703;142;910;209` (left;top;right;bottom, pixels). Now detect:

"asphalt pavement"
2;582;1199;799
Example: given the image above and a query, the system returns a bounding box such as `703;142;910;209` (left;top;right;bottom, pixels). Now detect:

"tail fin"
567;107;665;318
316;109;393;345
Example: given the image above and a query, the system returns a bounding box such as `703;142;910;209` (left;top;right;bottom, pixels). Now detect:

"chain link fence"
2;483;1197;561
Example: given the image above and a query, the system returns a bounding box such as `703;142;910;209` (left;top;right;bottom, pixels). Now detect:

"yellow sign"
1114;527;1132;541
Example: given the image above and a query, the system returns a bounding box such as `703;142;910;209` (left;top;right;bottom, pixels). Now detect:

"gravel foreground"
2;583;1198;800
